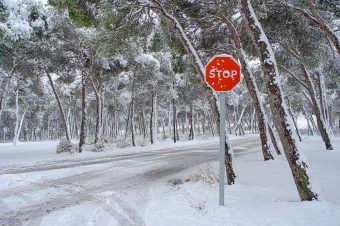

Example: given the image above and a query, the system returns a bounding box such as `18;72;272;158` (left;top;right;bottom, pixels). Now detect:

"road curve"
0;137;260;226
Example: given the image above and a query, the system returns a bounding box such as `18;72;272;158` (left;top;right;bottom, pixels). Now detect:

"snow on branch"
145;0;205;78
1;0;48;41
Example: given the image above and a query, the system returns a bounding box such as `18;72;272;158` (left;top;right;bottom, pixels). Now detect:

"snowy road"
0;137;260;226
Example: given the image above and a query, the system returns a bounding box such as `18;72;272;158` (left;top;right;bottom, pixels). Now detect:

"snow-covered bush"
116;139;130;148
56;139;76;154
90;143;105;152
188;165;218;184
1;0;49;41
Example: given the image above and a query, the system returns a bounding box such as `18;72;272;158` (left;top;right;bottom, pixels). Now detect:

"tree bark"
216;9;274;160
338;112;340;135
315;71;329;124
79;72;88;152
305;0;340;55
149;0;236;184
0;59;17;121
46;71;71;142
268;124;281;155
131;80;136;147
14;107;28;145
89;75;102;145
125;103;132;140
301;64;333;150
189;100;194;140
12;88;23;146
285;97;302;142
13;88;19;146
150;91;155;144
172;94;176;143
240;0;318;201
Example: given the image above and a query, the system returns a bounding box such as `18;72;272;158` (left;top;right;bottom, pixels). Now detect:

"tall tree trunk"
0;59;17;121
234;104;248;134
131;80;136;147
286;0;340;55
150;91;155;144
172;94;177;143
14;107;28;145
79;72;88;152
125;103;132;140
304;103;318;134
189;100;194;140
305;0;340;55
285;97;302;142
338;112;340;135
154;94;158;138
142;108;146;139
240;0;318;201
301;65;333;150
302;104;314;136
12;89;28;146
46;71;71;142
316;71;329;124
215;7;275;160
148;0;236;184
13;88;19;146
328;106;333;133
89;75;102;145
268;124;281;155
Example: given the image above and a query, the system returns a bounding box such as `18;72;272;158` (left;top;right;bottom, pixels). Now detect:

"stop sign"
205;55;241;92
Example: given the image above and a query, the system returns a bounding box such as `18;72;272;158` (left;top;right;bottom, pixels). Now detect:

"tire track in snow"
0;137;260;225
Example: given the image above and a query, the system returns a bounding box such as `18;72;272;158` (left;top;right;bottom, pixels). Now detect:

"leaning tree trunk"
316;71;329;125
216;9;275;160
149;0;236;184
46;70;71;142
268;124;281;155
300;64;333;150
14;106;28;145
285;97;302;142
287;0;340;55
240;0;318;201
305;0;340;55
12;88;21;146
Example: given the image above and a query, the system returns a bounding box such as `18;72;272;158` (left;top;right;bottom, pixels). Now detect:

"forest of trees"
0;0;339;201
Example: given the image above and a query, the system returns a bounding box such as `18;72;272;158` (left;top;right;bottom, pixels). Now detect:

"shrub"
56;139;76;154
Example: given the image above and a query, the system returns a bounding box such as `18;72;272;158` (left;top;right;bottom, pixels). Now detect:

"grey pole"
219;92;226;206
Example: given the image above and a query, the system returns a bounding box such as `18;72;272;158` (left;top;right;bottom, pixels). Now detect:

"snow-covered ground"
0;135;339;226
0;136;225;167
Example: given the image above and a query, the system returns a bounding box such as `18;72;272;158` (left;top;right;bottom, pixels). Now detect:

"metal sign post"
204;55;241;206
219;92;226;206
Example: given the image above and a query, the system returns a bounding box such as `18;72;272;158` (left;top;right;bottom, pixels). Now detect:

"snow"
0;135;339;225
158;3;205;75
0;136;224;167
243;0;321;197
241;50;275;156
146;136;340;226
2;0;18;9
0;0;48;40
245;0;280;85
135;53;160;71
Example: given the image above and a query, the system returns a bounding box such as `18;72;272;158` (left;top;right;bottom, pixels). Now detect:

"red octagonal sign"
205;55;241;92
